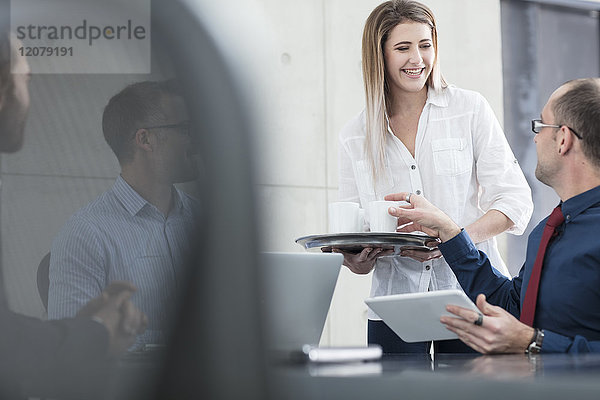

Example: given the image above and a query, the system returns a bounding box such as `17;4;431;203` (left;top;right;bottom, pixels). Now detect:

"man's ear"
558;126;575;155
133;128;153;152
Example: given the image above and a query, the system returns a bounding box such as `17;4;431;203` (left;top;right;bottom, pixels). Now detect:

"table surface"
108;350;600;399
268;352;600;399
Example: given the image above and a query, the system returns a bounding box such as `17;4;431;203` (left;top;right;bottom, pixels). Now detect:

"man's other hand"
440;294;534;354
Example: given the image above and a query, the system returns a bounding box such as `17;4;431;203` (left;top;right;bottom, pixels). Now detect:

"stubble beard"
534;160;556;188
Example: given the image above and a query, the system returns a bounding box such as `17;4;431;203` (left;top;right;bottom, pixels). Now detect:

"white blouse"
338;86;533;320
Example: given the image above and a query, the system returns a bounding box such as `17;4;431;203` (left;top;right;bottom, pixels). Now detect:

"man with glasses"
387;78;600;353
48;80;200;349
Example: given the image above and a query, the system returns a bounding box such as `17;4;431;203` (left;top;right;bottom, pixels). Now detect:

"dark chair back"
36;252;51;311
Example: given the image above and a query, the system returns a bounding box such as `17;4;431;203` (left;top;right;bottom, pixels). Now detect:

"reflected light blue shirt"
439;185;600;353
48;176;199;348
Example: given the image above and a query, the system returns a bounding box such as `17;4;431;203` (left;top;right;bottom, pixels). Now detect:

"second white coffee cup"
368;200;406;232
328;202;361;233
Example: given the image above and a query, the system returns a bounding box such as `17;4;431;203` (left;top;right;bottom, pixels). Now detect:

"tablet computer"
364;289;480;342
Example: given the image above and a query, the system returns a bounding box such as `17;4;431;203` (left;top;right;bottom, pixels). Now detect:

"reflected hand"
332;247;394;274
77;281;136;317
440;294;534;354
78;281;148;356
466;354;536;379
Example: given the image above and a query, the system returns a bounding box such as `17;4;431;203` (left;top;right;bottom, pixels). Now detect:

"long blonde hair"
362;0;446;183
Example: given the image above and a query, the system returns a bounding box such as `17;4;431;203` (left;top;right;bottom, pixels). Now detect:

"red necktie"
520;206;564;327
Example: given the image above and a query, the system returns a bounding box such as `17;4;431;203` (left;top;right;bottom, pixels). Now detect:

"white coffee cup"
328;202;361;233
367;200;407;232
358;208;366;232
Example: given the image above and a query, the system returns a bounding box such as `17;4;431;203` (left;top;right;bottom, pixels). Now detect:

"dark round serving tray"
295;232;439;254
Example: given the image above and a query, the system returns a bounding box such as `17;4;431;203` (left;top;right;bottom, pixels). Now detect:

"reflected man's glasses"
531;119;582;140
139;121;190;137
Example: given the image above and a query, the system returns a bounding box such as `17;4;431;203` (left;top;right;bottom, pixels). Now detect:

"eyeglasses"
139;121;190;136
531;119;582;140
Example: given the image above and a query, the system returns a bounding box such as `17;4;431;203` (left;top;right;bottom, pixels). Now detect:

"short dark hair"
553;78;600;167
102;80;182;164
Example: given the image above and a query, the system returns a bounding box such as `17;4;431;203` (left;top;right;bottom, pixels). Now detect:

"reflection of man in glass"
0;33;146;398
48;81;200;349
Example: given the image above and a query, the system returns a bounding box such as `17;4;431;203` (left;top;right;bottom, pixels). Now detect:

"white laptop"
364;289;480;342
259;252;342;351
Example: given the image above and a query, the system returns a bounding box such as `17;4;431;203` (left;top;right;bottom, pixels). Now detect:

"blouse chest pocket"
431;138;472;176
354;159;394;197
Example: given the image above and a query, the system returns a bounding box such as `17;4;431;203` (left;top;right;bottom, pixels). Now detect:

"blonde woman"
336;0;533;353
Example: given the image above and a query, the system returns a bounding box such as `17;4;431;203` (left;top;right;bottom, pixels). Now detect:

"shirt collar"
426;85;449;108
171;187;185;214
113;175;186;217
561;185;600;223
385;86;448;134
112;175;149;216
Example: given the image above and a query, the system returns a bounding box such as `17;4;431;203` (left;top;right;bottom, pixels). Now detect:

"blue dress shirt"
439;185;600;353
48;176;200;348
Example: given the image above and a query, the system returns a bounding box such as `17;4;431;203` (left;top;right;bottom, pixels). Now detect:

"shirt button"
566;214;571;220
416;190;422;195
411;165;417;170
425;265;431;271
